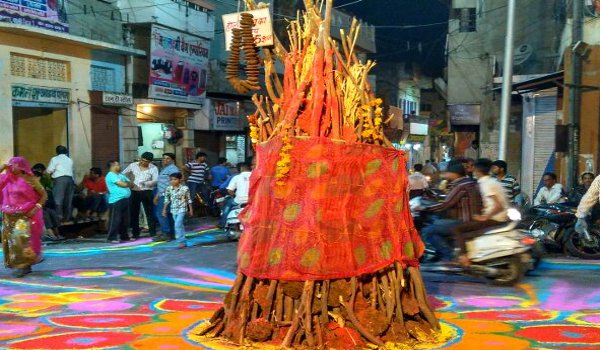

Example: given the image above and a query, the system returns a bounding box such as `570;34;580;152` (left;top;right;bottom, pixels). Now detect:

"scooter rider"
452;158;510;266
575;174;600;234
219;162;252;228
418;160;483;261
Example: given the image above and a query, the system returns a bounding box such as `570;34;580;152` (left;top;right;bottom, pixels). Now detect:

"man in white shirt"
219;162;251;227
452;158;510;265
122;152;159;239
47;145;75;223
534;172;565;206
408;164;429;198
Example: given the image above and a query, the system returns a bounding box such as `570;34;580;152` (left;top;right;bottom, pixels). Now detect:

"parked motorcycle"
520;203;600;259
411;198;536;286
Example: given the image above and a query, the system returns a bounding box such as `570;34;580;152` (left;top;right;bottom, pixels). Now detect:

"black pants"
107;198;131;241
453;220;506;255
53;176;74;221
130;190;156;238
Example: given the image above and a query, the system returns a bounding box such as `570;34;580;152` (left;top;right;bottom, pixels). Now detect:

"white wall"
118;0;215;39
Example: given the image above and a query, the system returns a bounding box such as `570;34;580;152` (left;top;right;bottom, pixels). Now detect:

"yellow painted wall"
562;45;600;178
0;31;93;180
14;107;68;166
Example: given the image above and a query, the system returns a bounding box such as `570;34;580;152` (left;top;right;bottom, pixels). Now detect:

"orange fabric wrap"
238;137;423;280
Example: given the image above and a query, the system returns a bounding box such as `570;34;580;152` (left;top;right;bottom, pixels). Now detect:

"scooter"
224;203;245;241
411;198;536;286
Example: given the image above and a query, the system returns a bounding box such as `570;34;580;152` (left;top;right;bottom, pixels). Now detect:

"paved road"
1;225;599;349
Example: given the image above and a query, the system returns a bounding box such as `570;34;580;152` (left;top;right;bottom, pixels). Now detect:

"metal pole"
498;0;516;160
567;0;583;189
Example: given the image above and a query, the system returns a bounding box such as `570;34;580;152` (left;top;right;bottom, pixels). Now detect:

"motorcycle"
520;203;600;259
224;203;245;241
411;198;536;286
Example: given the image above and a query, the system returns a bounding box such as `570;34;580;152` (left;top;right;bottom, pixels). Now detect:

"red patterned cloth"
238;137;424;281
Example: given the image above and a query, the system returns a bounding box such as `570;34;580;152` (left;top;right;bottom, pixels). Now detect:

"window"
10;53;69;81
454;8;477;32
91;65;117;92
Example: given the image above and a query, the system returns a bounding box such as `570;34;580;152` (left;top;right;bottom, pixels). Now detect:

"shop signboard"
222;8;273;50
449;104;481;125
12;84;69;105
102;92;133;106
0;0;69;33
149;25;210;105
211;100;242;131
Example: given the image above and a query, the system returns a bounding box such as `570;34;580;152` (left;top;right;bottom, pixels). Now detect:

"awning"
493;71;564;94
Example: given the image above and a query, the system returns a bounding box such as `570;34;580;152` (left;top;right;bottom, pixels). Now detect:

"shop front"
11;84;70;167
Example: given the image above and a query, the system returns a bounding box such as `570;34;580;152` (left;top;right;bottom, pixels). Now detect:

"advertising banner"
222;8;273;50
149;25;210;105
211;99;242;131
0;0;68;33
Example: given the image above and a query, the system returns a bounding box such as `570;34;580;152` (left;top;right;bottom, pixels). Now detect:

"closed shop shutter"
91;107;120;169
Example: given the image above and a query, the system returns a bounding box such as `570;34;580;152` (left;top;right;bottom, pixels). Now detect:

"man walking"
184;152;210;204
491;160;521;203
210;157;231;188
122;152;158;239
154;153;179;241
47;145;74;223
105;161;134;243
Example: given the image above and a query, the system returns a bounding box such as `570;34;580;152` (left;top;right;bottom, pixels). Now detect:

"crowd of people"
409;156;600;266
0;147;253;277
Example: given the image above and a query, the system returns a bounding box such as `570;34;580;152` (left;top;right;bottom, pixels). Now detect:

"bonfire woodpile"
200;265;440;348
198;0;442;348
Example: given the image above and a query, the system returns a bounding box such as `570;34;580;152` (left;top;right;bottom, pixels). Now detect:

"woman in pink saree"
1;157;47;277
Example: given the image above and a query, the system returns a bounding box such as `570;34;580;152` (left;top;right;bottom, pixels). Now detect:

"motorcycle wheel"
486;256;525;287
527;242;545;274
565;227;600;259
224;227;241;241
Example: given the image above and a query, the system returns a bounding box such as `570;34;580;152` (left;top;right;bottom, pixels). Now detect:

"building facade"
445;0;565;197
0;0;143;180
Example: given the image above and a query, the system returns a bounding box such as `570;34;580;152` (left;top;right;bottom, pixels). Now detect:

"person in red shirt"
80;167;108;220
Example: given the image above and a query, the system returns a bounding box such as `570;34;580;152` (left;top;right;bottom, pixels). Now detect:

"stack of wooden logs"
200;265;440;348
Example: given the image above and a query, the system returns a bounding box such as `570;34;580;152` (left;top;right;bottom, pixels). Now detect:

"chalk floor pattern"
2;228;600;349
0;261;599;349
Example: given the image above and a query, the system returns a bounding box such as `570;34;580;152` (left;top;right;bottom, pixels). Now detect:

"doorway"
13;106;68;166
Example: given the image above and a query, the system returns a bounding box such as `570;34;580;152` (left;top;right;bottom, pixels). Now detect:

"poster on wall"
0;0;68;33
149;25;210;105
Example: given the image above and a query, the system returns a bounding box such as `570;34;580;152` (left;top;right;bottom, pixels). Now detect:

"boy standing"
105;161;134;243
162;173;193;249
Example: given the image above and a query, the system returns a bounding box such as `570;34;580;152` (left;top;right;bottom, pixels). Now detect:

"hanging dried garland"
226;13;261;94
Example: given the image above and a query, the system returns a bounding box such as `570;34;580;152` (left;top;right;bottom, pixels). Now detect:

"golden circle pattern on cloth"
268;248;283;266
283;203;302;222
365;159;382;176
365;199;385;219
300;248;321;268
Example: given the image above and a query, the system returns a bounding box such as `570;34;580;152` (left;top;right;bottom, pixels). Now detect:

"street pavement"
1;221;600;349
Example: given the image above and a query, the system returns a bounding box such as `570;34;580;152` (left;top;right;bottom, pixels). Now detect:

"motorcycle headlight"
507;208;522;221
